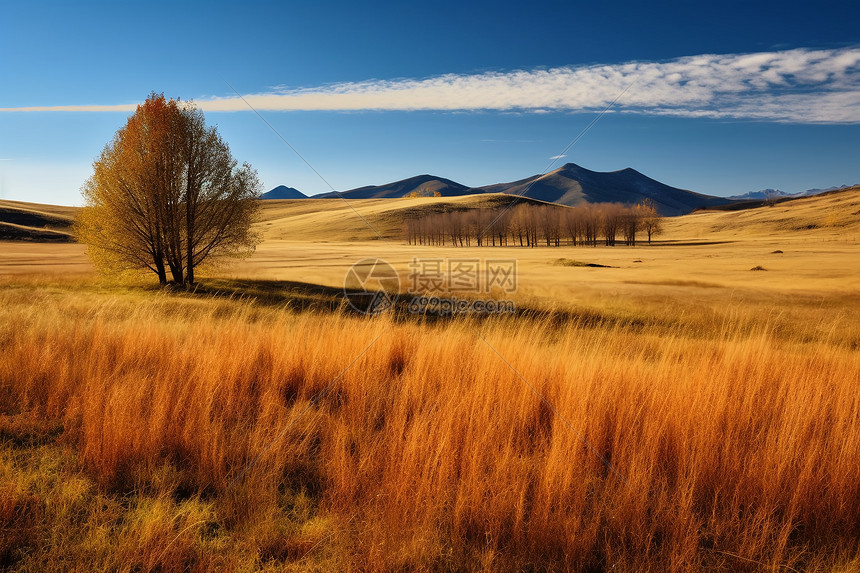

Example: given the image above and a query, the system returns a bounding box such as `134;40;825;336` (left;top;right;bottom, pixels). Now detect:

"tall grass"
1;279;859;571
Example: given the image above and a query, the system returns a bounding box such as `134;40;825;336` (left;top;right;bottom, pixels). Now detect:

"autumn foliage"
75;93;261;285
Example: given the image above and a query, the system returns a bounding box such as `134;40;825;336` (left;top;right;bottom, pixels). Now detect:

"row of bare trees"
404;201;663;247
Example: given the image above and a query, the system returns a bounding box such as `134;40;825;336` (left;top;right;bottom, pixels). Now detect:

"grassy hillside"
0;200;80;221
669;186;860;239
2;185;857;246
0;278;858;571
256;186;860;244
0;200;78;242
4;190;859;299
1;186;859;571
238;189;860;305
255;193;555;241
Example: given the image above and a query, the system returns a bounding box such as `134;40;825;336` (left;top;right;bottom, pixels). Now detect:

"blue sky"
1;0;859;205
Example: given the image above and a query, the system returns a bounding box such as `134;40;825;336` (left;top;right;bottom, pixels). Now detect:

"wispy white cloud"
0;104;136;113
549;154;567;160
2;48;859;123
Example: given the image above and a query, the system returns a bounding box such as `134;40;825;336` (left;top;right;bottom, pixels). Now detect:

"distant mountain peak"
558;162;588;172
313;174;471;200
262;186;307;200
727;185;857;201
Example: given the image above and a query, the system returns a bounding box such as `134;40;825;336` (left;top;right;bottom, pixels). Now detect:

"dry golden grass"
0;199;80;222
227;187;860;302
665;187;860;240
254;193;545;242
1;276;859;571
0;242;91;275
1;190;859;570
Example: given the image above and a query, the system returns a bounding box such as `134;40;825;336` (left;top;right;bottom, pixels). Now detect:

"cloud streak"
2;48;859;123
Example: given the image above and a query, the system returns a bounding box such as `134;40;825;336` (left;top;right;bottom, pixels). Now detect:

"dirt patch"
625;279;724;289
553;258;616;268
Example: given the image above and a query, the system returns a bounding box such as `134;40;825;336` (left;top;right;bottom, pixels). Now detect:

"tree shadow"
187;278;348;313
172;277;674;335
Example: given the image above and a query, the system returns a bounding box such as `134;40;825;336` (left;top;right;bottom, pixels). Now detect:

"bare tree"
562;207;580;246
622;204;640;246
402;201;662;249
601;204;626;246
509;205;527;246
639;198;664;244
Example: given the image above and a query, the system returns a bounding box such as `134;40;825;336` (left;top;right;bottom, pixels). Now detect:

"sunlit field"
1;190;859;571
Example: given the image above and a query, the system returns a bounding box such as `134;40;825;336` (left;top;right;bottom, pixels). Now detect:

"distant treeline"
404;201;663;247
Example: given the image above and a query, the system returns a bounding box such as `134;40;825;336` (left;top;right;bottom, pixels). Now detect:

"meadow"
1;190;859;571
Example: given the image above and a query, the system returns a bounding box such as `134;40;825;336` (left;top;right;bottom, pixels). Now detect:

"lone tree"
76;93;261;285
638;198;664;244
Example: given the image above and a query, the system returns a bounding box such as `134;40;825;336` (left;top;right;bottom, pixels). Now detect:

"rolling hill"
3;183;856;247
665;185;860;239
255;193;554;242
3;189;858;291
0;200;78;242
255;186;860;243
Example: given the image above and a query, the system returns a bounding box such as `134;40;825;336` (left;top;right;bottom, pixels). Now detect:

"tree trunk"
186;211;195;286
169;260;184;284
155;256;168;285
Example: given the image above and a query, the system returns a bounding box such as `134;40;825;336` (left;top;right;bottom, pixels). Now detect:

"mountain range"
726;185;858;201
469;164;730;216
261;163;747;215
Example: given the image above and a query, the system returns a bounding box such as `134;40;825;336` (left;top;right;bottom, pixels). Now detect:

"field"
1;190;859;571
